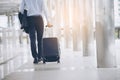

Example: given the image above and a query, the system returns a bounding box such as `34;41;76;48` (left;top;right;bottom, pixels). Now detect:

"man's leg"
36;16;44;61
28;17;38;64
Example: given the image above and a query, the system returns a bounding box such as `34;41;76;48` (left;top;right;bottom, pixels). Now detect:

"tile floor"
0;39;120;80
0;49;120;80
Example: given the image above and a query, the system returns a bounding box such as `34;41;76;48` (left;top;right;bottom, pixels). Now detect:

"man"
19;0;51;64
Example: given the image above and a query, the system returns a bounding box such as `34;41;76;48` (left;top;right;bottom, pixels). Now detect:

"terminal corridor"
0;0;120;80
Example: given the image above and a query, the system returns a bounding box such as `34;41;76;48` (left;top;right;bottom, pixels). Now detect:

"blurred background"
0;0;120;80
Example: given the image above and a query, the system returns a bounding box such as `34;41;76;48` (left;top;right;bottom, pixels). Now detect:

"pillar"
63;0;71;48
54;0;62;39
82;0;95;56
71;0;81;51
95;0;116;68
7;15;11;27
82;0;89;56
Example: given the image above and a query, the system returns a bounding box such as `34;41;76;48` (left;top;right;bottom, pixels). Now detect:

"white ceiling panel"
0;0;21;15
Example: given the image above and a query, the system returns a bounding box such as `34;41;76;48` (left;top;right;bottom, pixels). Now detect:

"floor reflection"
0;54;28;80
0;42;30;80
1;34;120;80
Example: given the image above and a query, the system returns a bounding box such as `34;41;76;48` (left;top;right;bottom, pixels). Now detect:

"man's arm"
42;0;52;27
19;0;25;14
42;0;49;22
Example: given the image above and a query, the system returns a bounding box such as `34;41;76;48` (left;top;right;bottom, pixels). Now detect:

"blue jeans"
27;16;44;59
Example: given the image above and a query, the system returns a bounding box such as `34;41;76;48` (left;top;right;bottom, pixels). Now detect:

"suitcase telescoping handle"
43;25;61;56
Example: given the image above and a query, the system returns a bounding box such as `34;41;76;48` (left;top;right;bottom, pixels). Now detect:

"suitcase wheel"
43;60;46;64
57;60;60;63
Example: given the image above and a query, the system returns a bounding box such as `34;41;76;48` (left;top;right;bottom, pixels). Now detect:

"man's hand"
46;22;53;27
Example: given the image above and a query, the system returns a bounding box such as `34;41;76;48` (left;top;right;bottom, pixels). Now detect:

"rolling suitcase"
42;37;60;64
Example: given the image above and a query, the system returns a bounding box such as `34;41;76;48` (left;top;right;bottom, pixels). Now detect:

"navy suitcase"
42;37;60;64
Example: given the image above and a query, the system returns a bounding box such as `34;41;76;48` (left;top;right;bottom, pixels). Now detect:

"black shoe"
33;58;38;64
38;58;42;62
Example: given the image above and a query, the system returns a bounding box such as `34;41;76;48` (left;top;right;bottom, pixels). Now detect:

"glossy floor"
1;39;120;80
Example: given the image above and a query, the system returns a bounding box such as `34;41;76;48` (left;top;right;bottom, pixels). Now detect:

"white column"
63;0;70;48
82;0;95;56
54;0;62;39
51;0;55;37
95;0;116;68
11;15;13;27
7;15;11;27
81;0;89;56
86;0;95;56
71;0;81;51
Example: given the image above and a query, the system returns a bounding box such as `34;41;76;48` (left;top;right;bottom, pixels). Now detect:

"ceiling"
0;0;20;15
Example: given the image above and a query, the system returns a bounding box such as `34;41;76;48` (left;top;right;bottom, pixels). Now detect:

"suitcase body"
42;37;60;63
